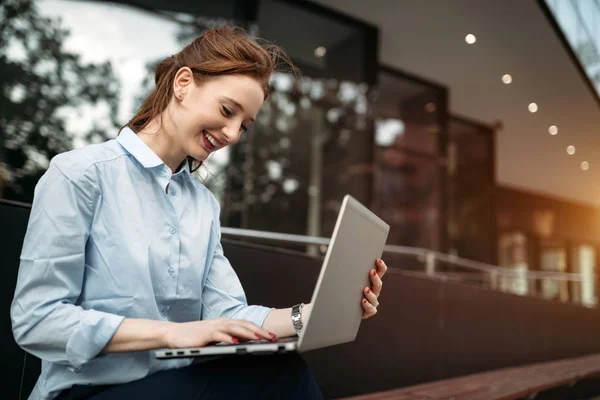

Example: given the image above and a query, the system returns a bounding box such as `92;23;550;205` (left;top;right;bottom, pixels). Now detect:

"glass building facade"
1;0;452;251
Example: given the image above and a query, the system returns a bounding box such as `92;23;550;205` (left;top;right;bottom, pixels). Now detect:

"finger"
361;298;377;319
377;258;388;278
225;324;266;342
211;331;238;345
238;320;277;341
363;287;379;308
370;268;383;297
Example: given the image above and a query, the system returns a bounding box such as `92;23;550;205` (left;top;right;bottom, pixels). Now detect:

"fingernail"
362;298;367;304
372;269;377;276
232;338;239;344
269;332;277;339
366;287;370;294
255;333;261;339
377;258;382;264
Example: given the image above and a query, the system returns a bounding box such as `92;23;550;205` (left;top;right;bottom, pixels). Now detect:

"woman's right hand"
163;318;277;349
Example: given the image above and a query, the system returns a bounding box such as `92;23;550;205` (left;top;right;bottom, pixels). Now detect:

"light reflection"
314;46;327;58
282;178;299;193
375;119;404;146
265;160;282;180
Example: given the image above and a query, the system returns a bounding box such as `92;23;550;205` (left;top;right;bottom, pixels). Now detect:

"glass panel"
220;74;374;242
540;241;569;302
257;0;369;83
571;244;597;306
218;0;378;245
1;0;227;203
448;118;494;263
371;69;444;249
497;232;529;295
3;0;379;251
545;0;600;96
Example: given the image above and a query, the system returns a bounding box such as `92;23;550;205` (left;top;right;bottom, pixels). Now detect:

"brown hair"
126;26;296;172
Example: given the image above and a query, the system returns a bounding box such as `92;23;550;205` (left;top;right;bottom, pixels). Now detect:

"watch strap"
291;303;304;336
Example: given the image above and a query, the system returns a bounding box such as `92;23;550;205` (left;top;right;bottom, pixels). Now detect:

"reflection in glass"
497;232;529;295
570;244;597;306
221;73;374;242
448;118;494;263
1;0;124;201
371;68;443;249
1;0;228;202
3;0;378;253
540;241;568;302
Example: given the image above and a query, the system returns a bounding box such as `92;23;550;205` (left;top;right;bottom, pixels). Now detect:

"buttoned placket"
157;166;181;296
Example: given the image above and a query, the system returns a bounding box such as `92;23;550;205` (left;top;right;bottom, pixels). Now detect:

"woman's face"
169;70;264;162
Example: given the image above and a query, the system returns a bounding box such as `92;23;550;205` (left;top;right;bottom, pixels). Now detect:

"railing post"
426;252;436;276
490;270;498;290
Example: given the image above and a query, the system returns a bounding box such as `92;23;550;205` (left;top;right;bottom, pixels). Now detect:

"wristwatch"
291;303;304;336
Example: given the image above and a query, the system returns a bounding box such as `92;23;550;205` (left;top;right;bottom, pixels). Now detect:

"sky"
35;0;230;170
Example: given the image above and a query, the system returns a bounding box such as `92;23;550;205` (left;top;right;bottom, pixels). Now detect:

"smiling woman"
10;25;390;400
126;27;295;174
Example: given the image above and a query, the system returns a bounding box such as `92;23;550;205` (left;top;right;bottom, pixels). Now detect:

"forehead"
200;74;264;117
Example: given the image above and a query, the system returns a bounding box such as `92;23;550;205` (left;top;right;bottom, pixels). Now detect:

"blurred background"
3;0;600;305
4;0;600;398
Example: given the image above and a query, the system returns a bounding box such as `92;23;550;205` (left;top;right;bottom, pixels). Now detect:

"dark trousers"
57;353;324;400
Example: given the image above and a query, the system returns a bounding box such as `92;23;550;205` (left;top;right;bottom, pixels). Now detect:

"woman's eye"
222;106;232;117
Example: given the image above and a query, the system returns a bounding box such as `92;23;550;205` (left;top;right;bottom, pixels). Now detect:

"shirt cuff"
66;309;125;371
231;305;275;328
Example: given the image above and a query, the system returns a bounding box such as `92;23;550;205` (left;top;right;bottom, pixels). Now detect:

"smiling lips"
202;130;223;151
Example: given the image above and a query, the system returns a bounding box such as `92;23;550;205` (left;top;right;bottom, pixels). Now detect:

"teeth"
203;131;218;147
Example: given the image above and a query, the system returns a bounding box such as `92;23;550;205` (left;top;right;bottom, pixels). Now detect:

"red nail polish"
269;332;277;339
366;287;370;294
363;298;367;304
255;333;261;339
232;338;239;344
372;269;377;276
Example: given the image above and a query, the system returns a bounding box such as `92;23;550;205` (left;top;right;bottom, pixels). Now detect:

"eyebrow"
222;96;255;122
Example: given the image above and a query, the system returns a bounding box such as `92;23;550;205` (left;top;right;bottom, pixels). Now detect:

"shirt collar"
116;126;191;176
117;127;164;169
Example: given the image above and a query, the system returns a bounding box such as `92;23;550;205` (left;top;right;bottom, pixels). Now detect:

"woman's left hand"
362;258;388;319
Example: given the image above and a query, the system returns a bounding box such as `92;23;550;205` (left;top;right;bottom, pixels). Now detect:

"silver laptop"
155;195;389;359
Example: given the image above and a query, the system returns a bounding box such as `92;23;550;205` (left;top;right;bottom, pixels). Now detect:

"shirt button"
169;227;176;234
168;267;175;275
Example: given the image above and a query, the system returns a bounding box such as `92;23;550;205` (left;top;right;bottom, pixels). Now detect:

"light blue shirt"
11;127;273;400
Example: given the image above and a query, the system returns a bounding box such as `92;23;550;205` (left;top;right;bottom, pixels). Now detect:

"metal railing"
221;227;598;308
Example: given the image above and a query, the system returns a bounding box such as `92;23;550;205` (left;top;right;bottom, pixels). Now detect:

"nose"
221;123;241;145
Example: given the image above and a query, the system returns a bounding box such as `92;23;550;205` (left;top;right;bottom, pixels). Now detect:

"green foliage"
0;0;120;202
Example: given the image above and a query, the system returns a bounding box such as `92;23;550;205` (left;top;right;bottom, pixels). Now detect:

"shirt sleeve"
10;160;124;372
201;196;273;327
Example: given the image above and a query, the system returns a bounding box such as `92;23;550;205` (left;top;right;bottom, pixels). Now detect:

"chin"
188;145;210;162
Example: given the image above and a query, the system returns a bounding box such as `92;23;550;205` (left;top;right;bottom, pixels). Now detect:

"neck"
137;115;186;173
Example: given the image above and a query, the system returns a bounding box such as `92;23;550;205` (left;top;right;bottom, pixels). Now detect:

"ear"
173;67;194;99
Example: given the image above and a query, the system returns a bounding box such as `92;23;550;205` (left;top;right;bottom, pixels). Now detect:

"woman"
11;26;388;400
